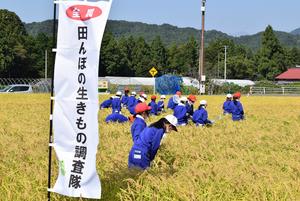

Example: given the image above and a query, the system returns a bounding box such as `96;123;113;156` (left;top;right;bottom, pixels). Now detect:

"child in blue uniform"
131;103;151;142
111;91;122;113
157;95;166;113
173;96;188;126
100;96;113;109
186;94;196;119
192;100;213;126
167;91;181;110
128;115;178;170
121;87;130;108
230;92;244;121
223;94;232;115
127;91;137;115
105;112;128;123
148;95;158;115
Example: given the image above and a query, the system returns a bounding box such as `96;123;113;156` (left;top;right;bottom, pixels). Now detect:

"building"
210;79;255;87
275;67;300;83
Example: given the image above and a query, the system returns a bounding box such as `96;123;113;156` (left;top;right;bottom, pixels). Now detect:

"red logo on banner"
66;5;102;21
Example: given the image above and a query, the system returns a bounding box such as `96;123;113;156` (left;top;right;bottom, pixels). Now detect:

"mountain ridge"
24;19;300;51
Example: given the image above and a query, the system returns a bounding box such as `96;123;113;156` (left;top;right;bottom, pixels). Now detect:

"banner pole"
48;1;57;201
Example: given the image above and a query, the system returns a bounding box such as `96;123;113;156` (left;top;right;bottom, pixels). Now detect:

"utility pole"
198;0;206;94
224;46;227;81
45;49;48;80
217;53;220;78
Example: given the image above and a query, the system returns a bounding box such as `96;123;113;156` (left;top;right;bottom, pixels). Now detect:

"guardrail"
251;87;300;95
0;78;51;93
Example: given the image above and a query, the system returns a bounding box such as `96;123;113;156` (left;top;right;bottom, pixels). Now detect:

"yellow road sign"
149;67;158;77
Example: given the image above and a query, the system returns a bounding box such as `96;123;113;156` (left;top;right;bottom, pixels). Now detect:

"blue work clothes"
230;100;244;121
127;96;138;114
186;102;194;117
100;99;112;109
173;103;188;125
157;100;165;112
121;94;129;107
148;100;158;115
192;107;212;126
111;97;122;113
223;100;232;114
167;96;177;110
105;113;128;123
128;127;165;170
131;116;147;142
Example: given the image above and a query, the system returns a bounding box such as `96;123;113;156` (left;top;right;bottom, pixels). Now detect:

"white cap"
165;115;178;131
116;91;122;96
226;94;232;98
141;93;147;100
200;100;207;105
161;95;166;99
138;97;146;103
173;95;180;104
180;96;188;103
131;91;136;95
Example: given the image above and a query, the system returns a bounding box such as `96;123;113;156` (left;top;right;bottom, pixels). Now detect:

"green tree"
149;36;167;73
182;36;198;78
132;37;151;76
0;9;29;77
256;25;286;80
167;43;186;75
99;32;121;76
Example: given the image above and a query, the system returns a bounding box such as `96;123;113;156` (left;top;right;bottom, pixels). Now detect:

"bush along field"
1;94;300;200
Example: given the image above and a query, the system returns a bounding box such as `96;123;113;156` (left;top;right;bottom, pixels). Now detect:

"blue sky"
0;0;299;36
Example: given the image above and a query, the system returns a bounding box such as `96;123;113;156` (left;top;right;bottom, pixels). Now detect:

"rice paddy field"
1;94;300;201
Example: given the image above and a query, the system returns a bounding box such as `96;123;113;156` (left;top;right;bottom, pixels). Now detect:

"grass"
1;94;300;200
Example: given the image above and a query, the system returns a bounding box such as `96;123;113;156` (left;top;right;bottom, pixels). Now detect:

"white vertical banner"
51;0;112;199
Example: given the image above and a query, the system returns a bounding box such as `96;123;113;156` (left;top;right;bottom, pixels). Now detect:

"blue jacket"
157;100;164;111
127;96;137;114
223;100;232;114
186;102;194;117
173;103;188;125
111;97;122;113
105;113;128;123
100;99;112;109
131;116;147;142
121;94;129;107
128;127;165;169
192;107;212;126
230;100;244;121
148;100;158;115
167;97;178;110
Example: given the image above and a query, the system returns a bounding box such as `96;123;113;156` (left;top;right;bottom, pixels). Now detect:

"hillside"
25;19;300;50
291;28;300;35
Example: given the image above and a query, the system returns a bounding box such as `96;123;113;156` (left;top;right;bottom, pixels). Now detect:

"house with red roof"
275;67;300;83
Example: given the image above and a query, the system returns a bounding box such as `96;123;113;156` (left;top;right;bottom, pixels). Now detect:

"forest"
1;9;300;80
